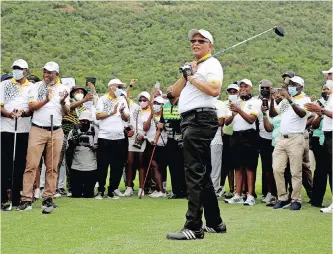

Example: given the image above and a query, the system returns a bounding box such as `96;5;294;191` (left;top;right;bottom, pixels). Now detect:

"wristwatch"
320;109;325;115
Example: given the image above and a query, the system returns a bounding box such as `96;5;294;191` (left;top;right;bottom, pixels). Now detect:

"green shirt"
269;115;281;147
313;119;325;145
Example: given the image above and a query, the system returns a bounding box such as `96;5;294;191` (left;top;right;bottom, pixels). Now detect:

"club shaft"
139;145;157;199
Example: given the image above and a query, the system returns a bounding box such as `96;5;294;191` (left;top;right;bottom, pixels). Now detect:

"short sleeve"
216;101;226;118
122;97;130;115
206;59;223;85
250;100;261;117
95;97;104;114
0;82;4;106
28;83;38;103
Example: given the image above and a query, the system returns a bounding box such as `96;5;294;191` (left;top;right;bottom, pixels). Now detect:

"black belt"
32;123;62;131
282;133;302;138
181;107;215;118
324;131;332;138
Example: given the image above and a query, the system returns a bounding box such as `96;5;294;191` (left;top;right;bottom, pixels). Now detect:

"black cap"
70;86;88;98
27;75;40;83
282;71;295;78
1;73;13;82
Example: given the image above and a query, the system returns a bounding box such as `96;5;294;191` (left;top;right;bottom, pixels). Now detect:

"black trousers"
181;110;222;230
71;169;97;198
220;134;232;187
97;138;126;195
1;132;29;206
166;139;187;196
259;137;276;196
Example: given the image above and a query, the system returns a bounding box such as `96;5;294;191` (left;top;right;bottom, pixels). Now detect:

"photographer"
305;78;332;213
269;76;311;211
257;80;277;205
95;79;129;200
67;110;98;198
224;79;260;206
167;29;226;240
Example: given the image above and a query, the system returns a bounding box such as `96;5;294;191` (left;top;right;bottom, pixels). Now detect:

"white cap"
227;84;240;91
290;76;305;87
12;59;28;69
79;110;93;121
188;29;214;44
138;91;151;101
153;96;165;104
108;78;125;87
322;67;333;77
41;61;59;73
239;79;253;87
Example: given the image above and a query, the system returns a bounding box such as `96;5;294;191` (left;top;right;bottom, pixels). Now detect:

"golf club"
42;114;54;214
139;144;157;199
196;26;285;64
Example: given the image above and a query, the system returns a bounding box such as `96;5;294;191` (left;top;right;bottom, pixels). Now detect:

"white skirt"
128;137;147;152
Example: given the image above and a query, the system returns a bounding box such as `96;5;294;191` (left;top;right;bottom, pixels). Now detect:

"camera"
132;133;145;149
179;62;193;80
260;88;270;99
125;125;135;137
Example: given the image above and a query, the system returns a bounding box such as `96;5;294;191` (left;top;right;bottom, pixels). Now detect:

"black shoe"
167;228;204;240
1;201;12;211
273;200;291;209
41;197;58;214
168;194;186;199
290;202;302;211
203;222;227;234
16;201;32;211
311;203;325;208
59;188;66;195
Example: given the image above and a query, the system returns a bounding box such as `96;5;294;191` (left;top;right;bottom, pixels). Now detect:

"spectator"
270;76;311;211
95;79;129;200
17;61;70;212
1;59;33;210
224;79;260;206
27;74;40;84
67;110;98;198
1;73;13;82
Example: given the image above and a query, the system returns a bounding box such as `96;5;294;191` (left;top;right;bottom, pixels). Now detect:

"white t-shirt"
127;99;140;128
145;114;168;146
227;97;261;132
277;94;311;135
0;78;33;133
211;99;227;145
258;100;272;140
322;95;333;131
96;95;129;140
29;80;70;127
178;56;223;114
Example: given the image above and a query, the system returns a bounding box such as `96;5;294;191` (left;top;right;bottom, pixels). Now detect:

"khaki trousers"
21;126;64;201
273;134;305;203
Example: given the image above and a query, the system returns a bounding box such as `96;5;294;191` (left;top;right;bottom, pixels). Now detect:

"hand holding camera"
179;61;196;80
83;93;94;102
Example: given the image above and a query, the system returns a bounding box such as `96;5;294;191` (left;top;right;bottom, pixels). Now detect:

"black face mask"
80;122;90;132
167;92;174;100
260;89;270;99
322;92;328;100
240;94;252;101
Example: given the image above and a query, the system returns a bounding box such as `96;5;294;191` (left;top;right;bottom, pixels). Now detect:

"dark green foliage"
1;1;331;98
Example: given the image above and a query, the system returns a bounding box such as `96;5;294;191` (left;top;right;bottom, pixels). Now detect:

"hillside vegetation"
1;1;332;97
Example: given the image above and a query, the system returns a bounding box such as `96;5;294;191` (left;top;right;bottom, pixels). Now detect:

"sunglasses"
139;99;148;102
190;39;209;44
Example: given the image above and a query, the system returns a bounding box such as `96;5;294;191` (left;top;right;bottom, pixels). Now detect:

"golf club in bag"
42;114;54;214
139;144;157;199
198;26;285;64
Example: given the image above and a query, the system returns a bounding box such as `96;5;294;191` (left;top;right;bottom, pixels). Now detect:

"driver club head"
274;26;285;37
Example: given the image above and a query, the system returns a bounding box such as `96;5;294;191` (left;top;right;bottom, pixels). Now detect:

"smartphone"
262;98;269;108
317;100;324;107
85;77;96;86
154;82;160;89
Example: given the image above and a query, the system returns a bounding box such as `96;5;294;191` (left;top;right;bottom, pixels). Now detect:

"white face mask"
326;80;333;90
153;104;161;113
12;69;24;80
75;93;84;101
228;94;238;102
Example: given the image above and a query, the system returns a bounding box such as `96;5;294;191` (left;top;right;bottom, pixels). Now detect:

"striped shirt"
62;98;85;135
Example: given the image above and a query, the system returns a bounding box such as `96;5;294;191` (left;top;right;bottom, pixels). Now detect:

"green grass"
1;166;332;254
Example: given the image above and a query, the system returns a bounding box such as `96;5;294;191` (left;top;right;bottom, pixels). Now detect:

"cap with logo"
188;29;214;44
238;79;253;87
290;76;305;87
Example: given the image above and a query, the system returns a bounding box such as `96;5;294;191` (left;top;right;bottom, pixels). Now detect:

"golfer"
167;29;226;240
17;62;70;212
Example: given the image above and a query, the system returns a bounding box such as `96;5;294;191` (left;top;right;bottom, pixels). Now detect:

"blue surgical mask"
153;104;161;113
12;69;24;80
115;88;124;97
288;87;298;97
228;94;238;102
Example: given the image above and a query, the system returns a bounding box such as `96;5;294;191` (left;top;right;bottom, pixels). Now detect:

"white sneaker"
138;188;144;197
107;193;120;200
94;192;103;200
66;192;72;197
124;187;133;196
320;204;333;213
216;187;226;198
95;182;99;188
262;192;272;203
34;188;40;199
244;195;256;206
224;194;243;204
54;192;61;198
150;191;167;198
113;189;125;197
